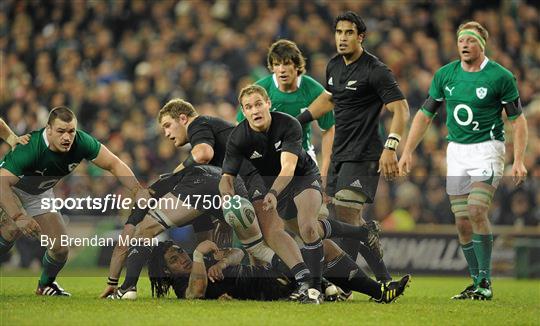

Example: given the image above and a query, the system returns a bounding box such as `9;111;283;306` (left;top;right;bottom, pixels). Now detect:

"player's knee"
298;221;318;243
50;245;69;260
467;205;488;223
455;218;472;238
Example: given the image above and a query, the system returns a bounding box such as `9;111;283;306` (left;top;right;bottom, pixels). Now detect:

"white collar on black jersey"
461;56;489;71
42;129;50;147
272;73;302;90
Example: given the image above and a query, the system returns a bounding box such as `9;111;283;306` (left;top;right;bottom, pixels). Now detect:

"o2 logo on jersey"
454;104;480;131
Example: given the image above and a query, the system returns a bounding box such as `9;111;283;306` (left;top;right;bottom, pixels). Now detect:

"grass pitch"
1;270;538;325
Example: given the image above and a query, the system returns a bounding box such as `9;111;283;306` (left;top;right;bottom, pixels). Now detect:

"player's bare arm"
91;145;150;200
509;114;528;186
186;240;219;299
0;118;30;149
207;248;245;283
263;151;298;211
298;91;334;124
99;223;135;298
0;168;41;239
320;125;334;199
398;109;435;176
379;99;410;180
219;173;236;198
173;143;215;173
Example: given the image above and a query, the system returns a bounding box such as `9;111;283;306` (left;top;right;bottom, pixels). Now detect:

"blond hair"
158;99;197;123
238;84;270;107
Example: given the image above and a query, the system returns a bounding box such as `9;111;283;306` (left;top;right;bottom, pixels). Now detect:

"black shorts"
276;174;322;220
326;161;380;204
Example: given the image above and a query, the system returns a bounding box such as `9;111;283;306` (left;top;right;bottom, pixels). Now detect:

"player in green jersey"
0;107;151;296
398;22;528;300
236;40;335;204
0;118;30;149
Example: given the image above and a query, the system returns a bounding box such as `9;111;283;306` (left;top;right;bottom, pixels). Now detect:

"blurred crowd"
1;0;538;228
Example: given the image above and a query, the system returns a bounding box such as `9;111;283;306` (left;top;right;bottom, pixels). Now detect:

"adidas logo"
311;180;320;187
347;80;357;86
274;141;282;150
328;77;333;85
350;180;362;188
253;189;263;197
249;151;262;159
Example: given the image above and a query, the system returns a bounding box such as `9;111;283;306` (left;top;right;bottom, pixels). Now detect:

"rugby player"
221;84;326;303
296;11;410;282
147;239;410;303
398;21;528;300
0;106;150;296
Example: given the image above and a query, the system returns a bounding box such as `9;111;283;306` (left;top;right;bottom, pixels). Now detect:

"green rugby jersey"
423;58;520;144
0;128;101;195
237;74;335;151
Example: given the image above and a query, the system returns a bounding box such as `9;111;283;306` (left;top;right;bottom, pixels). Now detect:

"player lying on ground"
147;239;410;303
102;164;384;300
0;107;150;296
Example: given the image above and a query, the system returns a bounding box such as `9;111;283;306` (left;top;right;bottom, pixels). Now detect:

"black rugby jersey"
325;50;404;161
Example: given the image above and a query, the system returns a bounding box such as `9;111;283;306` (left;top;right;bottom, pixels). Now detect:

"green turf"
1;271;539;325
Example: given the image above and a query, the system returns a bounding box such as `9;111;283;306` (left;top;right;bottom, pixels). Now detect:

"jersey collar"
42;129;50;147
461;56;489;71
272;73;302;90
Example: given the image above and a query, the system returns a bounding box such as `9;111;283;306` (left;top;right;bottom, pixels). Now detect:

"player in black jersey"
221;84;327;303
296;11;410;282
147;239;410;303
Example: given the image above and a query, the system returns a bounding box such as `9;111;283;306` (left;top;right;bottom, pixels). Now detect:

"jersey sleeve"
188;119;216;147
281;116;303;156
369;64;405;105
0;144;34;177
424;69;445;118
499;73;520;104
222;131;244;176
77;130;101;161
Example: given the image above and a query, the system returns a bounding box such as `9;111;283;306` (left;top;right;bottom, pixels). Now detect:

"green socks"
472;233;493;283
39;251;66;287
461;242;479;285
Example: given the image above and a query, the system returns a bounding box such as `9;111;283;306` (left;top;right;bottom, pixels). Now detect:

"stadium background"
0;0;539;278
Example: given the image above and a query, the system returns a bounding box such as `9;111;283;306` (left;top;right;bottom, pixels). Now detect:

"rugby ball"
223;197;256;230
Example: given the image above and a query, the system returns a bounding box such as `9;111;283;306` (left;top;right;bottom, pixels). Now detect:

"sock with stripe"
461;242;479;285
319;219;369;242
325;254;381;298
39;251;66;287
120;245;153;290
472;233;493;282
302;239;324;291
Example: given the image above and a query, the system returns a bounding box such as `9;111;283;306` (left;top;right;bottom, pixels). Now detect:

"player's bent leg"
467;182;495;300
33;212;70;296
0;211;22;256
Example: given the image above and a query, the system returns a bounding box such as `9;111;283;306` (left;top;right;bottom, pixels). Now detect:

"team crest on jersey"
68;163;79;172
476;87;487;99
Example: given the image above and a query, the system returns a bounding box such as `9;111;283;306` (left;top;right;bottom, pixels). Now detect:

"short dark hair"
267;39;306;75
334;11;366;34
47;106;75;125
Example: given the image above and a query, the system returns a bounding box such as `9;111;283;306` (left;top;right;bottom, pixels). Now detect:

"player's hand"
378;149;399;181
208;261;226;283
196;240;219;255
6;134;30;149
398;152;413;177
511;161;527;186
262;193;277;211
99;285;117;298
14;214;41;240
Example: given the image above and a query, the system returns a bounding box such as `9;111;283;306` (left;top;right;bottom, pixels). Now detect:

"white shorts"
446;140;505;196
13;187;56;217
